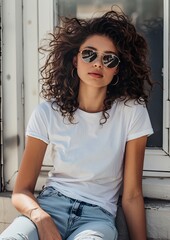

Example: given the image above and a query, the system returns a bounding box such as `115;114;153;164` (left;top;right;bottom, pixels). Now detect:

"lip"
88;72;103;78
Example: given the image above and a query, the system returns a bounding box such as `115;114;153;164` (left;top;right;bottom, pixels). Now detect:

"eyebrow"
84;46;117;55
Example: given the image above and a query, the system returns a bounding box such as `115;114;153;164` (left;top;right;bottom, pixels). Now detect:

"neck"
78;84;107;113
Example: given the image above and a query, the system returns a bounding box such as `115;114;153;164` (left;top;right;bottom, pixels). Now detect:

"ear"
73;56;77;68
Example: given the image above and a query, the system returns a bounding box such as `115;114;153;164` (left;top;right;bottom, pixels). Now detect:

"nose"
93;55;103;68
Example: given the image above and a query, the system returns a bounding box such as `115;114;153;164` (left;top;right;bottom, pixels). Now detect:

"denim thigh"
37;186;118;240
0;216;39;240
66;203;118;240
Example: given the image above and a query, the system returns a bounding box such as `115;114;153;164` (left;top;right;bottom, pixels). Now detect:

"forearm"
12;191;62;240
122;194;147;240
12;190;39;216
12;190;48;223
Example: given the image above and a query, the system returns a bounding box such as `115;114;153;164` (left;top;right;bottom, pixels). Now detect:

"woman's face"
74;35;119;89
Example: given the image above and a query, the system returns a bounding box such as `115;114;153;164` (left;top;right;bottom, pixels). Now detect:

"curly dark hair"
39;9;153;124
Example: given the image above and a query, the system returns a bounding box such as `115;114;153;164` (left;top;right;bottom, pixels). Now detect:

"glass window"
56;0;163;148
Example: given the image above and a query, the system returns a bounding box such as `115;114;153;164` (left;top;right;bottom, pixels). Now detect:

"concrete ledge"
116;198;170;240
145;198;170;240
0;192;19;233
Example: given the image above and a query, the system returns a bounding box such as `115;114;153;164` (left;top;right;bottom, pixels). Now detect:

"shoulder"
114;98;147;115
29;101;57;123
33;100;59;116
35;101;52;111
116;98;146;107
112;99;151;130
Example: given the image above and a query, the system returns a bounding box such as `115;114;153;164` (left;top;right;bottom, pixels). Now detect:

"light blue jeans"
0;186;118;240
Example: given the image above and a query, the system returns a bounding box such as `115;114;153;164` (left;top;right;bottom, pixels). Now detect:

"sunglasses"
79;48;120;68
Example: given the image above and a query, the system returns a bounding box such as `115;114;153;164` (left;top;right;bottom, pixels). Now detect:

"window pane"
57;0;163;147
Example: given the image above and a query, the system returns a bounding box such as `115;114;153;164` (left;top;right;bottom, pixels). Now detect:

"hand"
30;208;62;240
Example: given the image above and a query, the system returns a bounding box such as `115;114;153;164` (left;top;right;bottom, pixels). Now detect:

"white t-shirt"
26;99;153;217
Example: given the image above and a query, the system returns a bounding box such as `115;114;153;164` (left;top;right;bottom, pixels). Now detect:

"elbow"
11;192;21;209
11;189;32;209
11;186;22;206
122;191;144;208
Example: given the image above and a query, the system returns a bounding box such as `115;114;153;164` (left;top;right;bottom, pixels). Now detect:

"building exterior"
0;0;170;239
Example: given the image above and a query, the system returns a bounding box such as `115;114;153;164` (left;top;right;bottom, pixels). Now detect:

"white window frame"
143;0;170;177
2;0;24;191
2;0;170;197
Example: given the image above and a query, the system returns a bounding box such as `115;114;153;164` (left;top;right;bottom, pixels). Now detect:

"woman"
1;9;153;240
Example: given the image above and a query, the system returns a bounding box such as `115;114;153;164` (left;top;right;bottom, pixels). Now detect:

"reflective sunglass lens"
81;50;97;63
103;55;119;68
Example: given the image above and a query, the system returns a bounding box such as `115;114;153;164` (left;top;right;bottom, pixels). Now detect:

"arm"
122;136;147;240
12;136;62;240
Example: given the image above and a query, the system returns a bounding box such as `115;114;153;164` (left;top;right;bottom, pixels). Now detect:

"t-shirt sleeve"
26;103;50;144
127;103;153;141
